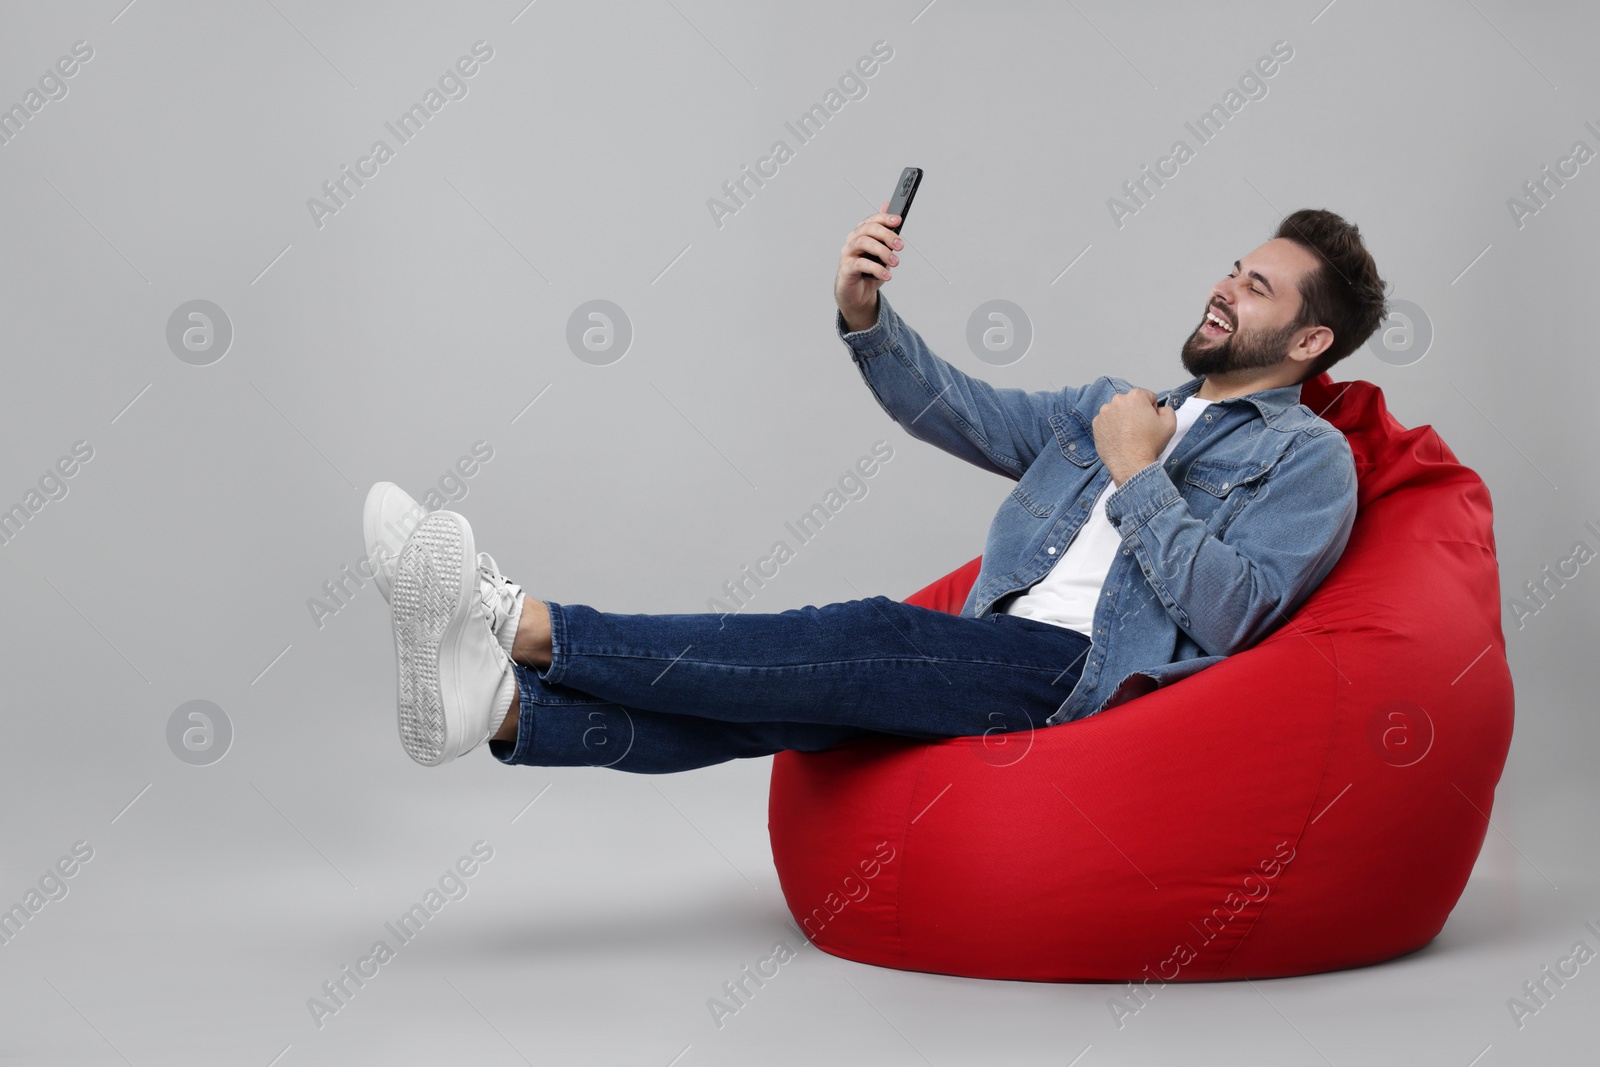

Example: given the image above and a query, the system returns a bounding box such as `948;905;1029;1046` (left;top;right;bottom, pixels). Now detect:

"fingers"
839;210;903;285
1098;388;1157;416
844;220;902;249
850;256;891;282
853;232;900;267
842;217;902;264
851;211;902;235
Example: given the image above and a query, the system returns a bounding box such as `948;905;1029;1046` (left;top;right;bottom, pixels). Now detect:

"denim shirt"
837;293;1358;726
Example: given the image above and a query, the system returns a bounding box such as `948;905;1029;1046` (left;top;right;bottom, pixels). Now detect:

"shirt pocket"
1008;409;1100;519
1182;457;1272;529
1008;481;1055;518
1049;409;1099;468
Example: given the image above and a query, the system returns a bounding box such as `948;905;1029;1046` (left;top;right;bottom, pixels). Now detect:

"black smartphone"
860;166;922;273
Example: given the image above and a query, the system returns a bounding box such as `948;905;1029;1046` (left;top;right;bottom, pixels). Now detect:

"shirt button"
1222;481;1230;489
1047;547;1056;555
1122;548;1130;555
1068;443;1077;450
1205;414;1213;421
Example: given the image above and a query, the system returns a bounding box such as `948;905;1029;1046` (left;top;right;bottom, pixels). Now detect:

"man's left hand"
1093;388;1177;486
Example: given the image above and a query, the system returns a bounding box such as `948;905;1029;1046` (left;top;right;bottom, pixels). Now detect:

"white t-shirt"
1004;396;1213;636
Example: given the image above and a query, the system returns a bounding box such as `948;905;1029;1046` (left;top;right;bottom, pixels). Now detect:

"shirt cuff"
836;293;901;359
1103;458;1181;535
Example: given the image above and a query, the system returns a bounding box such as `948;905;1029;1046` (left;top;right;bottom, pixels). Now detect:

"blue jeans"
489;596;1093;774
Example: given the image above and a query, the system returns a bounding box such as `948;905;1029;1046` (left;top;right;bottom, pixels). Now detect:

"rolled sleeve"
1102;459;1181;532
836;304;898;359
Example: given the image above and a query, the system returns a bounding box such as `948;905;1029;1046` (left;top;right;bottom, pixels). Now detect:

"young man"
367;207;1386;772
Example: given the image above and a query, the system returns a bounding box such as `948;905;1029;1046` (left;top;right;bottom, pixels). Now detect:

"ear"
1290;324;1333;367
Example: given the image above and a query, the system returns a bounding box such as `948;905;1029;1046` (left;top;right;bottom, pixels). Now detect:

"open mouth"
1202;308;1234;337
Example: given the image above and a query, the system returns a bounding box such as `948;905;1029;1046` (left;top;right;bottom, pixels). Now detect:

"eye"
1228;271;1264;296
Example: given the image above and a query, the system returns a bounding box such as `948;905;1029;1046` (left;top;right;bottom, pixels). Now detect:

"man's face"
1181;238;1320;379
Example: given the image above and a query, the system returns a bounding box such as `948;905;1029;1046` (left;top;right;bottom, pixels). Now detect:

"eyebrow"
1232;259;1276;297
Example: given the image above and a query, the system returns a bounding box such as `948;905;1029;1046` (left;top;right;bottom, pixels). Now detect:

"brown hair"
1272;209;1388;383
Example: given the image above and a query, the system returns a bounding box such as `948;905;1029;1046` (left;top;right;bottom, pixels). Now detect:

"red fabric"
767;374;1514;981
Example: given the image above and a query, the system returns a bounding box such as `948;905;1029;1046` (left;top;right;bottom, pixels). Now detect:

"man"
369;206;1385;772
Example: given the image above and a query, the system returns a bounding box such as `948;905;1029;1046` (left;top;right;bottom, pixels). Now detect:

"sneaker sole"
363;482;426;603
392;511;476;765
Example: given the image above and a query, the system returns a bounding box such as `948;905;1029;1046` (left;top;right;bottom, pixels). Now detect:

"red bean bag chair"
767;373;1514;982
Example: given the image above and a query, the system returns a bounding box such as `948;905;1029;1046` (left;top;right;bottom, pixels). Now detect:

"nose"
1209;282;1238;319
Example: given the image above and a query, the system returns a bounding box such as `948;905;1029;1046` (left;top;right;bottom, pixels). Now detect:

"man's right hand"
835;202;903;333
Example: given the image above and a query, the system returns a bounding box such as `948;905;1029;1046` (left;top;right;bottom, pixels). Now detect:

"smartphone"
860;166;922;273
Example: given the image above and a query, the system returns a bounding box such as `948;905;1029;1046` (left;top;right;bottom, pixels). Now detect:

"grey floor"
3;680;1594;1066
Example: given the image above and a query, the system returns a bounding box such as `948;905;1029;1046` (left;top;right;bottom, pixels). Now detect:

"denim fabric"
838;293;1359;725
489;596;1091;774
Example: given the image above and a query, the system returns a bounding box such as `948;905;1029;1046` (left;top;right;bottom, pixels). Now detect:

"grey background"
1;0;1595;1063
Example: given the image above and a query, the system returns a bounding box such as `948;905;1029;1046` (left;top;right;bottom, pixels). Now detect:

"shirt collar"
1158;375;1304;424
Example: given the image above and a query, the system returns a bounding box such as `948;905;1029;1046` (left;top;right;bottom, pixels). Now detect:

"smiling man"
366;207;1387;772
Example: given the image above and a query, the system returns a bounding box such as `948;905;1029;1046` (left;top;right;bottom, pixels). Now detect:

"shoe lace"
475;551;520;627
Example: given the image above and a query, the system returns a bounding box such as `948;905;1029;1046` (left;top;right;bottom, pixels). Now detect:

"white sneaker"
363;482;429;602
390;510;516;766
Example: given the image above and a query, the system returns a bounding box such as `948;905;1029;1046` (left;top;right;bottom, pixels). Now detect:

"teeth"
1206;310;1233;332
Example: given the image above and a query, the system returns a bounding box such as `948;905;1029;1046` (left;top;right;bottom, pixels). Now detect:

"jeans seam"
509;662;539;764
541;599;570;687
555;651;1083;674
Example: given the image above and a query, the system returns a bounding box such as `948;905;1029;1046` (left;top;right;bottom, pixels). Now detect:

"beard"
1180;315;1301;379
